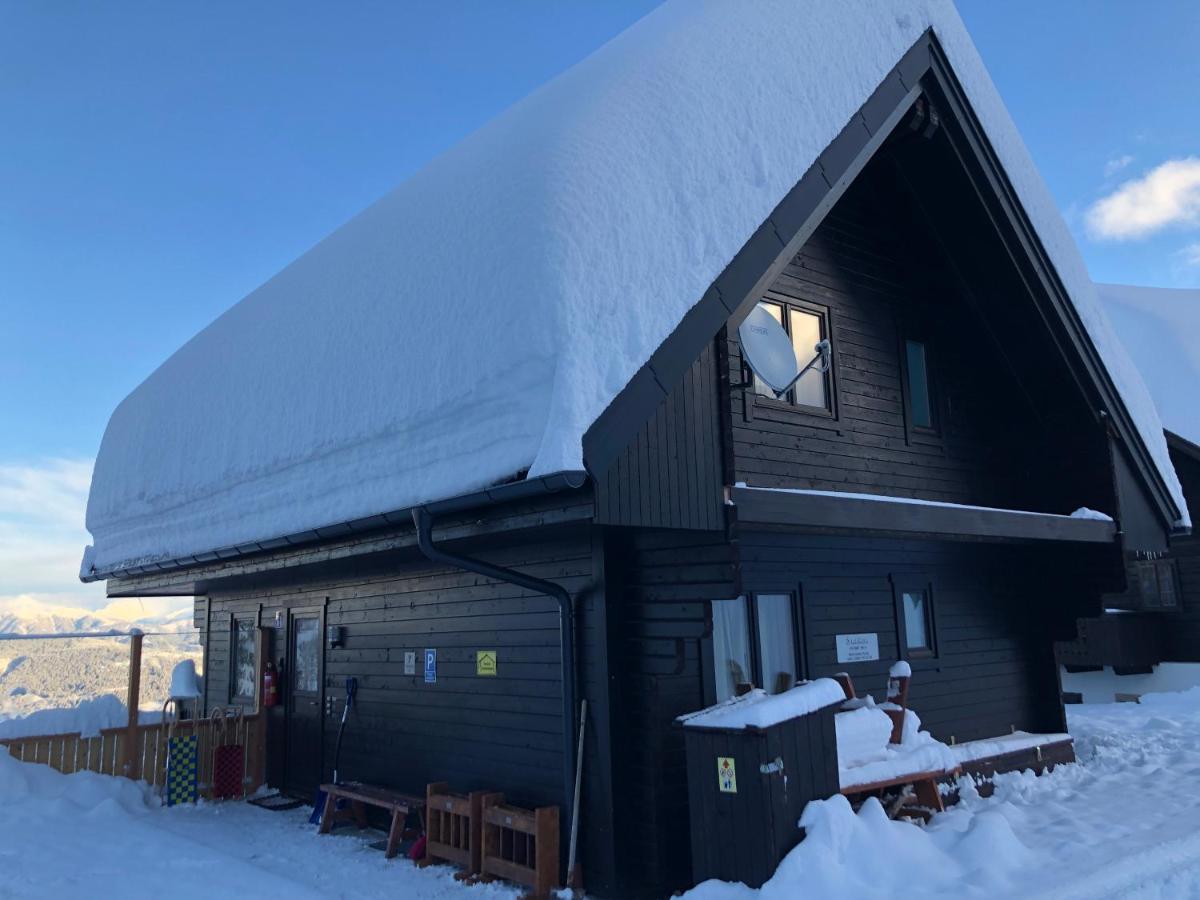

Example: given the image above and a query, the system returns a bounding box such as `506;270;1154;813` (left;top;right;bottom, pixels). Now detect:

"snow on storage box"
679;679;846;730
83;0;1187;576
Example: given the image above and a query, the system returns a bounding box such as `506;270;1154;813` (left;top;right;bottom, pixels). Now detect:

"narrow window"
903;339;934;430
1157;560;1179;608
755;593;798;694
231;617;258;702
712;597;753;701
293;617;321;694
789;308;828;410
892;577;937;660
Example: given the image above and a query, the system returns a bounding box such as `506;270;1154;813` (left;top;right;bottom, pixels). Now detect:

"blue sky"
0;1;1197;609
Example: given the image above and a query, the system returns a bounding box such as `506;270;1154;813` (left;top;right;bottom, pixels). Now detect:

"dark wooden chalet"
85;31;1186;900
1058;430;1200;674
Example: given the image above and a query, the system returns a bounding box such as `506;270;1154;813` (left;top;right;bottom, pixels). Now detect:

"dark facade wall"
737;531;1106;742
593;342;725;531
723;161;1111;516
200;526;619;894
1164;446;1200;661
605;528;739;898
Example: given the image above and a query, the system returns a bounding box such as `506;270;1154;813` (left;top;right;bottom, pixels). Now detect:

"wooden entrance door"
284;606;325;797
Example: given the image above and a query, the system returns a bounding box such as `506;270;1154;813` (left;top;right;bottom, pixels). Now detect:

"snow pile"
1095;282;1200;448
0;694;161;740
680;679;845;730
1070;507;1114;521
833;693;957;789
0;746;155;816
834;707;893;769
84;0;1186;576
169;659;203;699
687;684;1200;899
687;794;1030;900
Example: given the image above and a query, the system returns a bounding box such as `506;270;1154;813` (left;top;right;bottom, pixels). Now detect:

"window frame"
747;293;837;420
899;335;940;441
706;589;807;703
229;614;259;704
890;575;939;663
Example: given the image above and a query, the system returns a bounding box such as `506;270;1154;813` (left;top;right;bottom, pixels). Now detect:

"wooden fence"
0;714;266;795
0;629;268;798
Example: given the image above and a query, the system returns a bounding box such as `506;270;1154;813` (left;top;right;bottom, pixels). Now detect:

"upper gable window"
902;338;935;431
751;299;832;413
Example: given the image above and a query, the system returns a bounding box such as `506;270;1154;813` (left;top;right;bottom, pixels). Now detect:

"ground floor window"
231;616;258;703
711;593;801;701
892;575;938;660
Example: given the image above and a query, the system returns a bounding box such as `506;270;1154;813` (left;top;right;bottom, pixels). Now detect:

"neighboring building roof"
1095;282;1200;450
82;0;1189;578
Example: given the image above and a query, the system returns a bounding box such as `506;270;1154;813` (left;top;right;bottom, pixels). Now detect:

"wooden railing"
0;713;266;796
0;629;270;798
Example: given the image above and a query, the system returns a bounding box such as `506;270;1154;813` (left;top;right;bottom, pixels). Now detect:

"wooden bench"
318;781;426;859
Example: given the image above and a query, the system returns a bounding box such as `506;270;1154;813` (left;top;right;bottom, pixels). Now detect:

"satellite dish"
739;305;800;395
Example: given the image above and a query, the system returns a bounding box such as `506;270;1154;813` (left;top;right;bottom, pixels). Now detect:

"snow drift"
84;0;1187;576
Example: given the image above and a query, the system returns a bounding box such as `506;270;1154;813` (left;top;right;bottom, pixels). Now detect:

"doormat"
248;792;305;812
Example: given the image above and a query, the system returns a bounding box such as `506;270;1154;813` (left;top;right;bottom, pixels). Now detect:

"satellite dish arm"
775;340;831;399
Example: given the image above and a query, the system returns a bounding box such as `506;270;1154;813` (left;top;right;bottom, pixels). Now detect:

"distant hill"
0;597;201;725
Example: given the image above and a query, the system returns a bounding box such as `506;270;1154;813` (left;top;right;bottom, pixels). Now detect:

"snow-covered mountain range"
0;596;201;728
0;595;194;637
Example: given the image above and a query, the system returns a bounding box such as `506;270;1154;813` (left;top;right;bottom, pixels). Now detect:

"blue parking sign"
424;648;437;684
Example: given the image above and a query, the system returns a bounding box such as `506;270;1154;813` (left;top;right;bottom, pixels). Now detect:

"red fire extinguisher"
263;660;279;708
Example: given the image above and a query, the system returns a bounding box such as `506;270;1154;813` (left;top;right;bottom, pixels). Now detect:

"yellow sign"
476;650;497;676
718;756;737;793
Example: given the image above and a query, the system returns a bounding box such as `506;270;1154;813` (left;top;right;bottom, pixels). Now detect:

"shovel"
310;676;358;825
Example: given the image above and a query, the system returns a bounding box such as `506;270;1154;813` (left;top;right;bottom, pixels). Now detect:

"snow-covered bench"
834;666;959;818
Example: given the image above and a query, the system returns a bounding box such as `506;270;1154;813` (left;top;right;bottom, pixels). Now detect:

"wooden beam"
121;631;144;779
732;487;1117;544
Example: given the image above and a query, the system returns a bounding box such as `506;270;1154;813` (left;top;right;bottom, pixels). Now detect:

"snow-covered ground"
7;685;1200;899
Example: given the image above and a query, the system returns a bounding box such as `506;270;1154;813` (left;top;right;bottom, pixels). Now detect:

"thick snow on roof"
1095;282;1200;449
84;0;1188;575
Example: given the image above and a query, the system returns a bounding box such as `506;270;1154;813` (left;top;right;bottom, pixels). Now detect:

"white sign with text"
835;632;880;664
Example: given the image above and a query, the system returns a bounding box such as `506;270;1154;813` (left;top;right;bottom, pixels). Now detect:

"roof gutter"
411;505;578;844
82;470;589;583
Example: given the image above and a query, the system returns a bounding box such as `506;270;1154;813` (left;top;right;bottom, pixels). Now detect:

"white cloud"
0;458;107;610
1104;154;1134;177
1086;157;1200;240
1181;242;1200;268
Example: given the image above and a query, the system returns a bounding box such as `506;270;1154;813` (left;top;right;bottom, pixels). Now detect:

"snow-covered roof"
1095;282;1200;450
83;0;1188;576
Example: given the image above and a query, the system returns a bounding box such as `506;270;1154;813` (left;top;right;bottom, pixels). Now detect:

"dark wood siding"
201;526;619;894
723;159;1112;517
739;531;1108;741
605;528;739;898
594;343;725;531
1164;445;1200;661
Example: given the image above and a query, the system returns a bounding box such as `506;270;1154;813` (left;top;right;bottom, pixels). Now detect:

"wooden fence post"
121;631;144;779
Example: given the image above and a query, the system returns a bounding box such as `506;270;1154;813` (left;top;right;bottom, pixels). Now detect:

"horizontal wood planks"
723;156;1111;518
202;525;618;894
739;530;1107;742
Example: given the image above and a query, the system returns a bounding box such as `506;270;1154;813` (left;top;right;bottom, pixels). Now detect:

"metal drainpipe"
412;506;577;830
